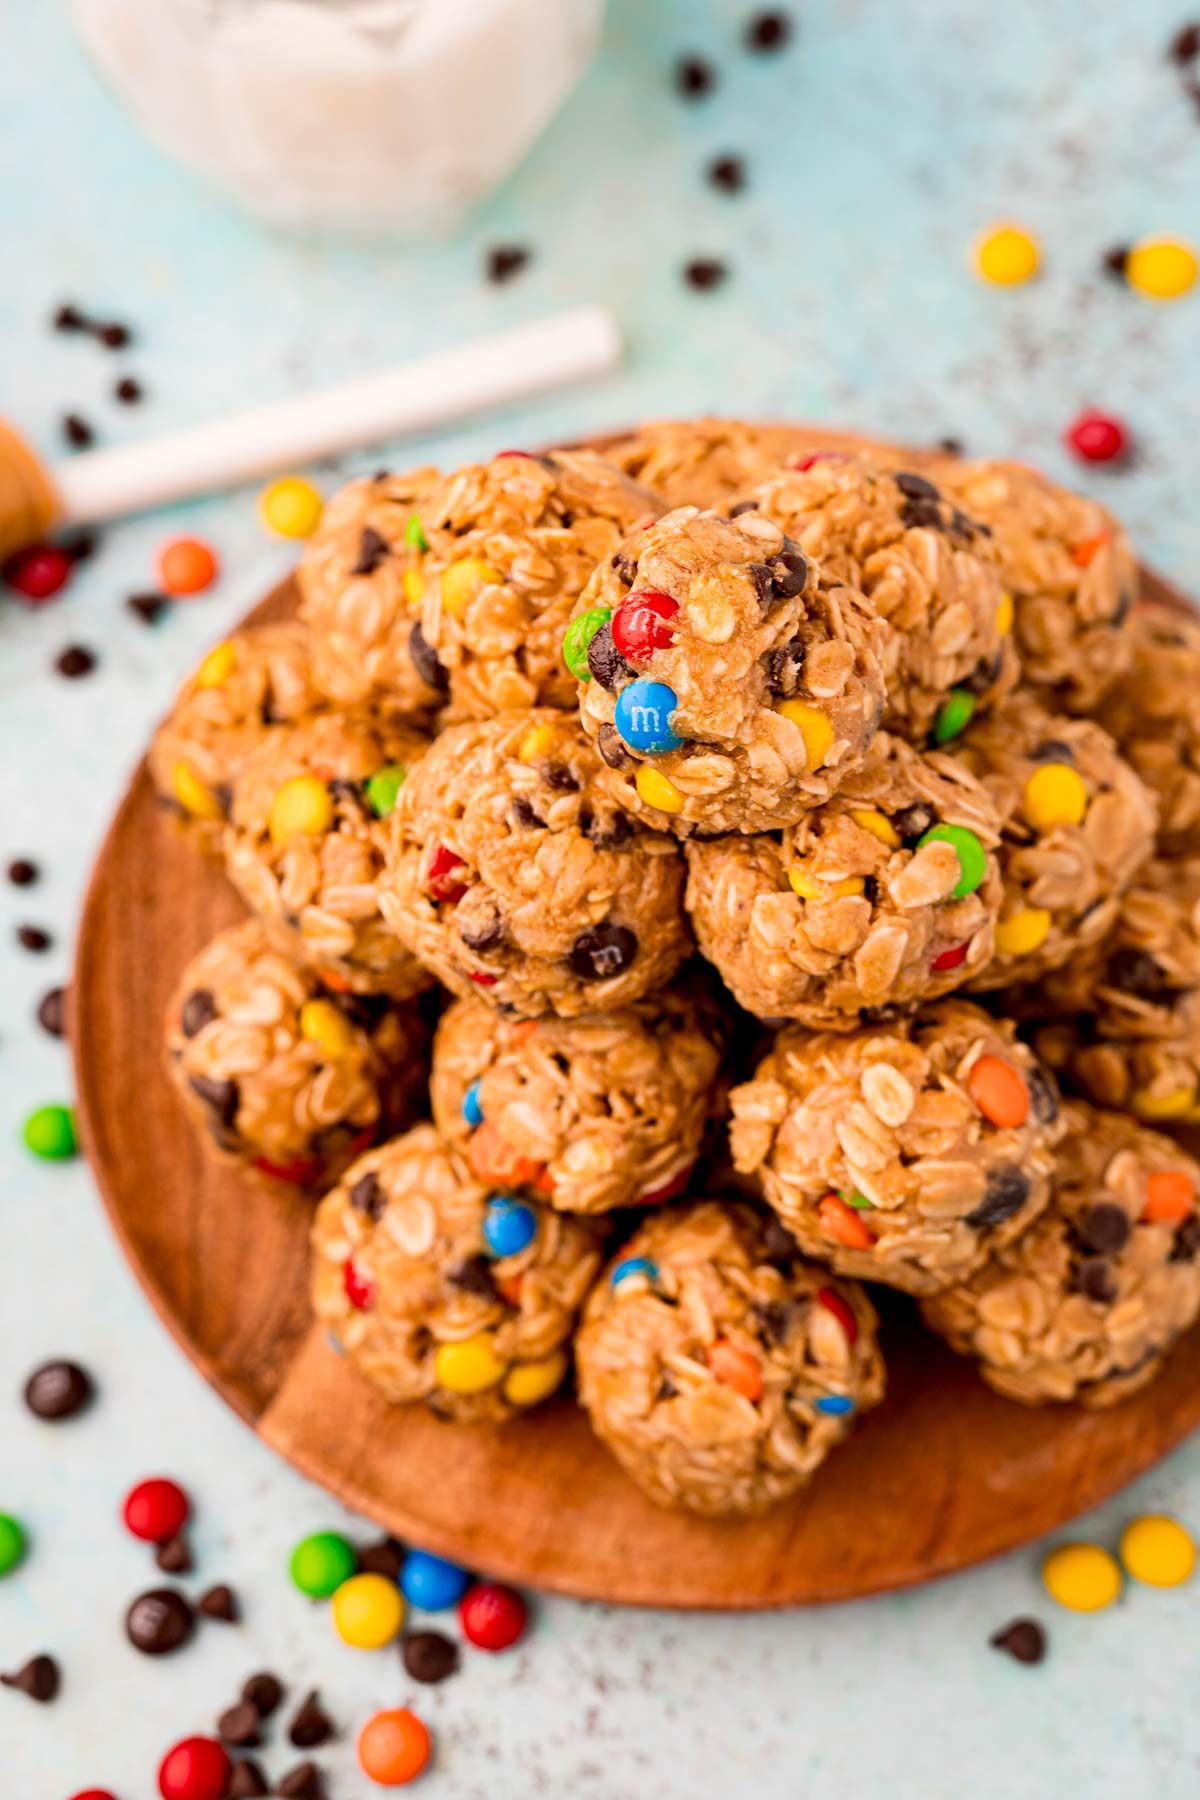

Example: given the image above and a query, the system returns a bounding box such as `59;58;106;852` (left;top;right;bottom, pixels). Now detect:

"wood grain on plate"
72;429;1200;1609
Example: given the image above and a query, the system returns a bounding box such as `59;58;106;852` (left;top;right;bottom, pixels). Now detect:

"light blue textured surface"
4;2;1200;1795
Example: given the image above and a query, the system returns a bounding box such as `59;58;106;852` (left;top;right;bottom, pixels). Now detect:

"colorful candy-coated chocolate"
639;1163;695;1205
1022;764;1088;831
158;538;218;597
562;607;612;681
614;679;683;753
1141;1169;1195;1222
932;688;976;743
459;1580;527;1651
816;1286;858;1346
1119;1515;1196;1588
635;763;684;813
123;1478;190;1544
1064;410;1129;464
68;1791;121;1799
610;1255;659;1294
611;589;679;661
930;940;969;971
171;762;223;822
434;1334;506;1396
517;723;555;763
818;1194;876;1249
503;1349;568;1407
299;999;355;1061
776;699;833;771
996;591;1014;635
401;1549;470;1611
195;641;236;688
1124;236;1198;301
0;1512;27;1576
917;823;987;899
1070;530;1109;568
974;223;1040;286
344;1260;376;1311
365;764;407;818
994;907;1051;957
1041;1542;1121;1612
707;1338;763;1401
358;1706;432;1787
968;1056;1029;1129
3;543;72;601
268;775;333;845
290;1529;358;1598
332;1571;406;1649
815;1394;856;1417
157;1736;232;1800
462;1080;484;1128
467;1120;543;1188
441;557;501;620
259;476;323;538
405;512;428;552
483;1196;537;1257
22;1102;78;1159
850;808;900;849
427;844;468;903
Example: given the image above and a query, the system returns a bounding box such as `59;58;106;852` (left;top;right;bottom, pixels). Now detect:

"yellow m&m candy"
195;641;237;688
441;558;501;620
503;1349;569;1408
269;775;334;846
299;999;355;1061
1041;1542;1121;1613
435;1334;506;1396
636;764;684;814
331;1572;405;1649
974;224;1040;287
777;700;833;771
1119;1515;1196;1588
1125;237;1198;302
260;476;324;539
1023;764;1088;831
171;762;223;822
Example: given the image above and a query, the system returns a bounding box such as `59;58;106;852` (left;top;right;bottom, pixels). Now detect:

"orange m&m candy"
817;1193;876;1250
358;1707;431;1787
707;1338;763;1401
158;536;219;596
1142;1170;1196;1223
466;1119;544;1189
968;1056;1029;1129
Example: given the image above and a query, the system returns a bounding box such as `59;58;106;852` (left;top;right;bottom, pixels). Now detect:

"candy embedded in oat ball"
729;1001;1064;1296
379;710;691;1017
1098;605;1200;855
148;623;324;857
920;1103;1200;1408
297;466;449;716
602;417;836;510
684;732;1004;1027
310;1124;603;1422
955;691;1156;990
164;921;429;1191
575;1200;884;1514
570;505;888;835
223;709;433;998
429;985;726;1215
926;458;1137;714
742;457;1017;745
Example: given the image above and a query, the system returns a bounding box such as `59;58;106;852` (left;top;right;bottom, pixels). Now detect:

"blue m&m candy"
815;1394;856;1418
610;1256;659;1295
401;1549;470;1611
462;1080;484;1128
483;1196;537;1257
614;680;684;754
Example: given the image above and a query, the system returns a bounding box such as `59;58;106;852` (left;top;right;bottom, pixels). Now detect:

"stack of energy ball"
152;418;1200;1517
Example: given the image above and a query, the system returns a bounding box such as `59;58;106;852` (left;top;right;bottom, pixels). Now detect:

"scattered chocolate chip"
751;1300;788;1343
56;645;97;679
351;526;389;576
610;551;638;585
586;621;633;692
1028;739;1075;765
1026;1065;1060;1126
403;1629;461;1685
746;9;792;52
409;620;448;693
569;922;638;981
63;530;99;563
728;499;759;516
1081;1202;1132;1255
900;495;944;531
126;592;169;624
1074;1257;1117;1304
583;807;632;850
229;1759;270;1798
349;1172;385;1221
98;321;130;349
512;795;545;829
155;1532;193;1575
278;1763;325;1800
114;376;143;404
763;1215;800;1263
684;257;728;292
181;989;217;1037
1111;588;1133;626
199;1583;239;1622
1170;20;1200;61
1;1655;59;1702
37;986;67;1038
894;471;940;501
1106;946;1171;1003
765;546;809;601
966;1165;1031;1229
53;302;87;332
23;1359;93;1421
125;1588;194;1656
938;436;965;456
657;1371;679;1399
188;1073;239;1126
16;925;52;953
1102;244;1130;280
459;911;504;954
891;803;936;841
543;760;580;792
990;1618;1046;1664
63;413;94;448
486;245;530;284
357;1537;404;1582
218;1701;262;1748
596;723;631;771
1171;1214;1200;1262
241;1671;284;1717
764;635;806;698
7;858;38;886
675;54;715;97
289;1690;334;1748
708;153;746;193
447;1253;498;1299
960;649;1004;695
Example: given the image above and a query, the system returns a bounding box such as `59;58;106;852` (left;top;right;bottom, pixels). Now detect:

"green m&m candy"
290;1529;358;1598
22;1104;77;1161
365;764;407;818
405;513;428;552
933;688;976;744
0;1514;27;1577
562;608;612;681
917;824;988;899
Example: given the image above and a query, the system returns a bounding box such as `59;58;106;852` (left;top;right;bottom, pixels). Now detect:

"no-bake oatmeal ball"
403;449;662;721
921;1104;1200;1407
379;709;690;1016
685;732;1004;1027
575;1200;885;1514
311;1124;604;1421
744;456;1016;744
570;505;888;835
955;691;1156;990
928;457;1136;713
224;708;432;998
429;986;726;1215
148;623;324;855
1098;605;1200;855
729;1002;1063;1295
298;466;448;716
164;920;428;1190
603;416;821;510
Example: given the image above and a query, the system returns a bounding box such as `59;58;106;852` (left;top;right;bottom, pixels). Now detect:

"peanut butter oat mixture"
164;920;428;1191
921;1104;1200;1407
603;416;820;510
311;1124;604;1422
429;986;726;1215
684;733;1003;1027
730;1002;1063;1295
1098;605;1200;855
380;710;690;1016
571;505;888;835
576;1200;884;1514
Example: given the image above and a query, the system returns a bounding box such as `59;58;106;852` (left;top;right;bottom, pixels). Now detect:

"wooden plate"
73;430;1200;1608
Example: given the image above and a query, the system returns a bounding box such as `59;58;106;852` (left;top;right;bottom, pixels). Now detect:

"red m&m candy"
427;845;467;903
3;543;72;602
816;1286;858;1347
69;1791;121;1799
611;590;679;662
931;940;969;972
344;1260;376;1311
1064;410;1129;464
157;1736;231;1800
123;1477;190;1544
460;1580;527;1651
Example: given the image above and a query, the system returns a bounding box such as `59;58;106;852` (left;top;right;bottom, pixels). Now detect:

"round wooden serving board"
73;428;1200;1609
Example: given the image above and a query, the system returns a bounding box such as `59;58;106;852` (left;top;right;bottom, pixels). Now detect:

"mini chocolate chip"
181;989;217;1036
938;436;965;456
404;1628;461;1684
891;803;936;841
961;650;1004;695
728;499;759;516
1075;1257;1117;1304
219;1701;262;1747
657;1372;679;1400
948;508;980;542
289;1690;334;1748
241;1671;284;1717
229;1759;270;1798
569;922;638;981
328;776;363;808
447;1253;498;1298
586;621;633;692
684;257;728;292
1171;1214;1200;1262
486;244;530;284
6;858;38;885
53;302;87;331
357;1537;404;1581
751;1300;788;1343
199;1583;239;1622
1170;20;1200;61
63;413;94;448
16;924;51;952
352;526;389;576
1026;1065;1060;1125
894;471;940;501
1103;244;1131;280
675;54;715;97
459;911;504;953
155;1533;193;1574
37;986;67;1037
1028;739;1075;765
1081;1203;1132;1255
584;808;632;850
900;495;944;531
277;1762;325;1800
188;1073;239;1126
766;546;809;600
990;1618;1046;1664
1;1655;59;1702
543;760;581;792
63;530;99;562
125;1588;194;1656
708;153;746;193
1112;588;1133;626
1106;947;1171;1002
512;795;545;829
746;8;792;51
23;1360;93;1421
762;1216;800;1263
126;592;169;624
114;376;143;404
597;723;632;770
764;635;806;698
56;645;97;679
409;620;448;693
966;1165;1031;1229
349;1172;384;1220
98;321;130;349
611;551;638;585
